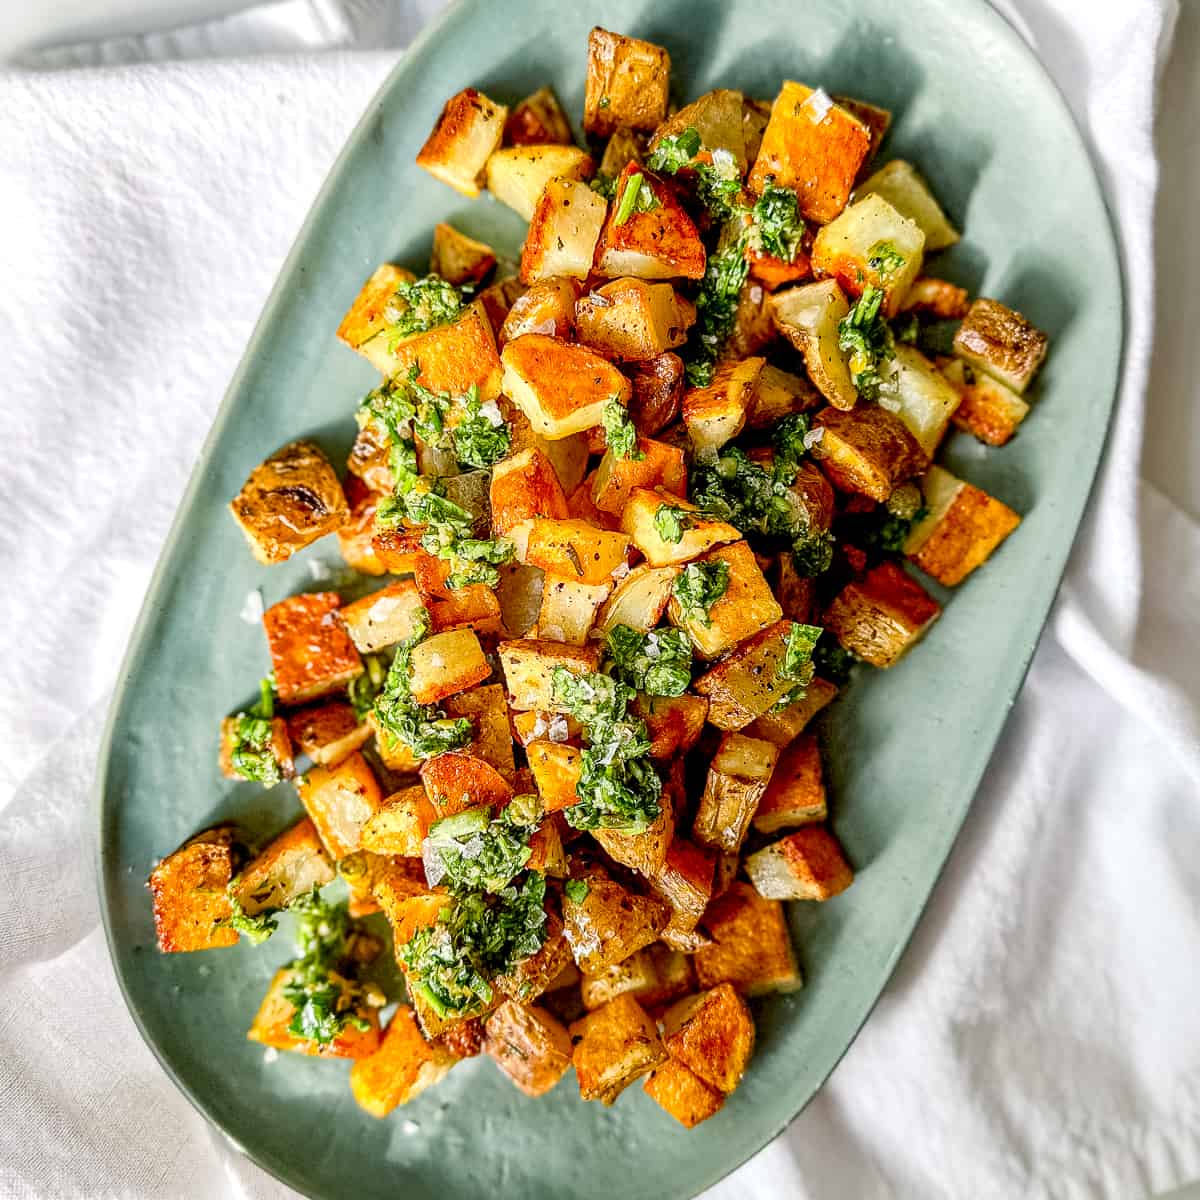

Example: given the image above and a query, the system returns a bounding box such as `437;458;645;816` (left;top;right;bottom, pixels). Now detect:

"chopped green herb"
774;621;823;708
564;879;590;904
614;171;660;225
422;801;541;895
226;893;278;945
383;274;466;347
590;173;618;200
647;126;742;220
813;634;856;685
835;484;927;557
838;285;895;401
892;311;921;345
791;527;836;577
867;241;906;280
672;559;730;625
606;624;693;697
771;413;812;484
687;231;751;381
749;184;804;262
646;127;702;174
598;95;611;110
601;398;642;460
228;675;284;786
452;386;511;469
348;653;387;722
653;502;693;543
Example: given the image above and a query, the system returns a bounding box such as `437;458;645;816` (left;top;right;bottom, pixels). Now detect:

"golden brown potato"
810;405;929;502
336;580;425;655
337;263;417;365
495;909;574;1002
350;1004;458;1116
484;1000;574;1096
823;560;940;667
477;275;527;336
505;86;573;146
524;518;632;586
487;144;595;222
692;620;798;730
745;825;854;901
420;751;514;819
628;351;685;435
580;948;659;1011
383;299;504;402
359;785;437;857
498;638;602;711
899;276;970;320
338;849;424;919
584;28;671;138
430;222;496;286
228;818;335;918
942;357;1030;446
490;447;571;541
533;575;612;644
650;87;748;172
752;732;826;833
660;984;754;1094
575;278;696;362
407;628;491;706
594;564;679;635
644;1058;726;1127
500;277;581;346
520;178;608;284
148;826;239;953
296;751;385;861
263;591;362;705
634;693;709;759
285;701;369;767
416;87;507;197
337;480;388;577
428;585;505;638
682;357;762;457
746;676;838;746
856;159;959;251
953;297;1048;395
621;488;741;568
599;126;644;178
832;95;892;170
594;164;706;281
694;881;802;996
647;837;716;941
562;871;671;974
594;783;676;878
590;436;687;516
228;440;349;566
249;967;381;1058
769;280;856;410
693;732;779;854
570;993;667;1104
443;683;517;779
748;82;871;223
745;362;820;429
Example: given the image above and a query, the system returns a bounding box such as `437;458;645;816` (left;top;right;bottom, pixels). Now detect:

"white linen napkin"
1;2;1196;1198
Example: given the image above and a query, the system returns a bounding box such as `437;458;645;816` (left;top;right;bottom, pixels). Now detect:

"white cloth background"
1;1;1197;1198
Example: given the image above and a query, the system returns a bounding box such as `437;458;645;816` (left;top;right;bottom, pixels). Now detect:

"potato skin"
811;405;930;503
584;27;671;138
419;751;514;819
823;561;940;667
485;1000;574;1096
562;872;671;974
506;86;573;146
953;297;1048;395
627;352;685;436
286;701;369;767
692;620;799;730
148;826;240;953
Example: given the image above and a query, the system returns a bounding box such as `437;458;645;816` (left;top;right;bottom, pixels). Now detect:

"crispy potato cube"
584;27;670;138
524;518;632;586
495;909;574;1003
407;628;490;706
747;242;813;293
484;1000;574;1096
563;873;671;973
591;436;687;516
369;525;422;576
595;564;678;635
359;785;437;857
219;714;293;782
682;357;762;456
856;159;959;251
350;1005;458;1116
570;993;666;1104
622;488;740;568
811;194;924;316
430;222;496;286
594;783;676;878
228;440;349;566
375;875;450;950
428;585;504;637
506;86;573;146
229;818;334;918
296;751;384;861
953;297;1048;395
533;575;612;644
487;144;595;222
580;948;659;1011
490;446;570;539
527;741;584;813
383;298;503;400
745;363;820;429
770;280;856;410
693;733;779;854
660;984;754;1094
644;1058;725;1127
888;343;963;456
511;709;581;748
263;592;362;705
337;264;417;360
668;540;782;659
753;732;826;833
647;838;716;938
148;826;238;953
416;87;507;197
502;333;632;440
595;163;706;281
694;881;802;995
824;561;940;667
903;464;1021;586
337;480;388;576
498;638;602;710
693;620;798;730
443;683;516;779
420;751;514;819
810;405;929;502
336;580;424;654
900;276;970;320
285;701;369;767
748;82;870;223
746;825;853;901
651;87;747;172
746;676;838;746
520;178;608;284
500;277;581;347
248;967;381;1058
339;850;423;919
634;693;709;759
832;95;891;169
628;351;684;436
575;278;696;362
942;357;1030;446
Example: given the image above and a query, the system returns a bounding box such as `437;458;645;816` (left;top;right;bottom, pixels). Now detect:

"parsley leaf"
452;386;511;469
422;802;540;895
672;559;730;625
348;653;387;722
590;173;618;200
226;893;278;945
613;171;660;225
646;128;702;174
383;274;466;347
867;241;906;280
687;232;751;382
653;502;693;543
606;625;693;697
774;621;823;709
813;634;856;685
838;285;895;401
228;676;284;786
601;398;642;461
564;879;590;904
749;184;804;262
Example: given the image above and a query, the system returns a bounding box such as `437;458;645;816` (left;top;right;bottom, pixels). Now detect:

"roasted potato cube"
520;178;608;284
477;275;527;335
770;280;856;410
953;297;1048;394
420;751;514;819
484;1000;574;1096
511;709;581;748
811;193;925;315
428;585;504;637
746;676;838;746
495;909;574;1003
668;540;782;659
285;701;370;767
900;276;970;320
337;480;388;576
584;27;670;138
563;873;671;973
832;95;891;169
748;82;871;223
810;405;929;502
580;948;659;1011
644;1058;725;1127
622;488;740;568
148;826;239;953
443;682;516;779
741;97;772;163
336;580;424;654
888;343;963;456
498;638;602;710
506;86;573;146
407;628;490;706
487;144;594;222
339;849;423;919
524;518;632;586
591;436;687;517
728;277;778;359
296;751;384;861
575;278;696;362
375;875;450;950
228;440;349;566
502;333;632;440
623;354;680;438
647;837;715;938
694;881;802;995
942;357;1030;446
263;592;362;705
384;298;503;400
533;576;612;644
594;565;677;636
219;714;293;782
526;741;584;813
650;87;747;173
824;561;940;667
856;158;959;251
248;967;381;1058
416;87;507;197
359;785;437;857
745;363;820;429
594;783;676;878
594;163;706;281
228;818;334;918
752;732;826;833
903;465;1021;586
682;357;762;456
693;733;779;854
500;277;581;346
693;620;798;730
337;264;417;361
634;693;709;759
599;126;643;178
490;446;570;539
660;984;754;1094
350;1004;458;1116
570;993;666;1104
430;222;496;286
746;825;853;901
